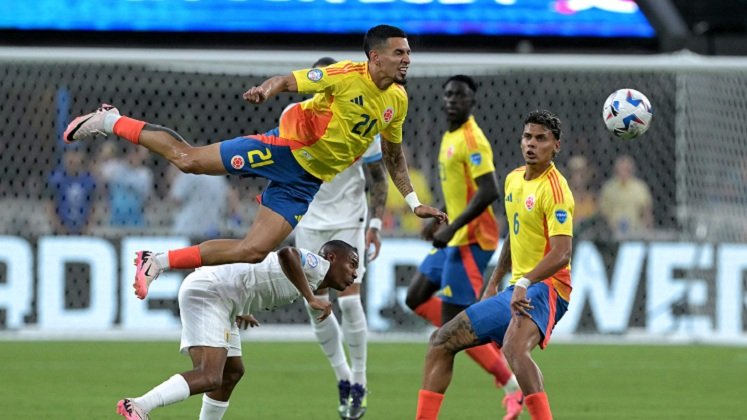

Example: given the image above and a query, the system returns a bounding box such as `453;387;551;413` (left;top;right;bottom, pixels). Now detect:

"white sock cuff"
503;375;520;394
171;374;191;395
103;112;121;133
154;252;170;271
203;394;230;408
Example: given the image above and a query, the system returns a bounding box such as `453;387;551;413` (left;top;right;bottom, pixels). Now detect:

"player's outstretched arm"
380;139;447;223
365;159;388;260
277;246;332;320
242;74;298;104
432;172;499;248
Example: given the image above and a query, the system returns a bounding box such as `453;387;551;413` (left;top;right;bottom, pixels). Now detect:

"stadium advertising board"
1;237;745;341
0;0;654;38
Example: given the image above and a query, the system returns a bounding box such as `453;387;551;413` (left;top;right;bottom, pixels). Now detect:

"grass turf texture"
1;341;745;419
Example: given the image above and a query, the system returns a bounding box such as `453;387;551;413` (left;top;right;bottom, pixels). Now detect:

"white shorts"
178;271;242;357
295;226;366;282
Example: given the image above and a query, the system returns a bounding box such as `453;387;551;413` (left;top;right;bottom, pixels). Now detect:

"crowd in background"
32;145;661;242
42;144;245;240
28;137;741;245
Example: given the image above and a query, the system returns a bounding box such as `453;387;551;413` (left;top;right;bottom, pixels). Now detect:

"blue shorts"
418;248;446;285
466;281;569;349
436;244;495;307
220;135;322;228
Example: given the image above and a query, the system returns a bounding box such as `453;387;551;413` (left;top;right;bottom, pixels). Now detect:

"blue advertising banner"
0;0;654;38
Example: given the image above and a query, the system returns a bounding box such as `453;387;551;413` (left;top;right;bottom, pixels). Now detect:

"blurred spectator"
383;167;434;236
599;155;653;239
97;144;153;228
46;147;97;235
565;155;602;238
169;167;241;239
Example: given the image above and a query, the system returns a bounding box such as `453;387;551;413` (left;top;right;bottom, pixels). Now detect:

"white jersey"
298;135;382;230
194;248;329;315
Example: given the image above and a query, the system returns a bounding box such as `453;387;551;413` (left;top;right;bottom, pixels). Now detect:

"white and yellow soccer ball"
602;88;653;140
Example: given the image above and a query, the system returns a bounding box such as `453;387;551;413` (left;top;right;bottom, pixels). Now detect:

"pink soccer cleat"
116;398;149;420
502;390;523;420
63;103;119;143
133;250;161;300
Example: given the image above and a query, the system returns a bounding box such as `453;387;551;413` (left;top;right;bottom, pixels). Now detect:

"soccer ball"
602;89;653;140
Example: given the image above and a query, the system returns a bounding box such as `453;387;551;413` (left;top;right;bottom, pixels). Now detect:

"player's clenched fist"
243;86;268;104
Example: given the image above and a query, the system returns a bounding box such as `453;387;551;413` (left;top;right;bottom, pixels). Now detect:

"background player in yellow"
63;24;446;300
405;75;522;419
416;110;574;420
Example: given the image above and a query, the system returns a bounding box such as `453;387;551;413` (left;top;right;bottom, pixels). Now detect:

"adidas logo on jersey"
437;286;453;298
506;193;513;202
350;95;364;106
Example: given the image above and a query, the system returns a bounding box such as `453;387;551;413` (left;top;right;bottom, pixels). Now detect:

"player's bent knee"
429;320;475;355
427;328;452;353
189;371;225;393
427;328;440;345
405;276;437;311
425;338;453;362
223;366;244;386
404;291;423;311
202;372;224;391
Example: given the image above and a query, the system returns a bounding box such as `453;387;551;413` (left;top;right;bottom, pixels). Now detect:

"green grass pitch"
1;340;746;419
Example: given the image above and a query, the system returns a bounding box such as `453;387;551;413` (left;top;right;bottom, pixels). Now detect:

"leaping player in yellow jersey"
416;110;573;420
63;24;447;300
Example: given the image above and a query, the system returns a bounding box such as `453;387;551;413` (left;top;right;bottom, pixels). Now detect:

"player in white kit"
295;133;387;420
116;240;359;420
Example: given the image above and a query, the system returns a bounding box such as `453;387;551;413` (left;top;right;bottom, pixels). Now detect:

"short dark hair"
364;25;407;59
524;110;562;141
319;239;358;258
443;75;477;93
313;57;337;68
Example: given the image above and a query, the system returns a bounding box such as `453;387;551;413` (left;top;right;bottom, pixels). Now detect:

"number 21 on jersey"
248;148;274;168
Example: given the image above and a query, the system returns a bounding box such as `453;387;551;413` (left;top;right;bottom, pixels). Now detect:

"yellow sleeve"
380;86;408;144
292;60;356;95
466;132;495;179
540;180;574;237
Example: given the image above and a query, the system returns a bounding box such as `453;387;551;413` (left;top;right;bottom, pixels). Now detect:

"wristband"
404;192;422;211
368;218;382;231
515;277;532;289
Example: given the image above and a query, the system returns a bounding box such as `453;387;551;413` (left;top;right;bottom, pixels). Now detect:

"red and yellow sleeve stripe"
547;170;564;203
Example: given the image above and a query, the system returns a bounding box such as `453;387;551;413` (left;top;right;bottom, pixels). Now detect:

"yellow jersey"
438;116;498;249
504;163;574;300
280;60;408;182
